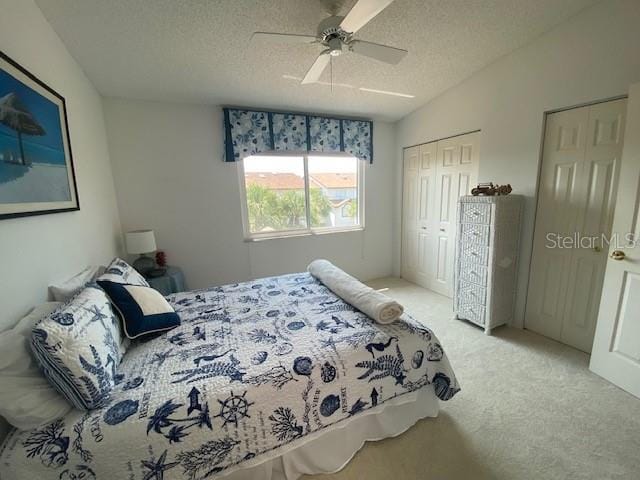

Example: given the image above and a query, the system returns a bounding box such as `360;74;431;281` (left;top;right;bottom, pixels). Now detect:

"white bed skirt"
218;385;439;480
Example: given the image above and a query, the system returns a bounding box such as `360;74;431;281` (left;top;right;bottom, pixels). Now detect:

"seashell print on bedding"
0;272;459;479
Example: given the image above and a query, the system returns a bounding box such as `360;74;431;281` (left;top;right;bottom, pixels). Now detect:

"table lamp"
126;230;157;275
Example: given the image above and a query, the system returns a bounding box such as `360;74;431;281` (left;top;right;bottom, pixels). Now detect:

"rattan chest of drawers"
454;195;523;334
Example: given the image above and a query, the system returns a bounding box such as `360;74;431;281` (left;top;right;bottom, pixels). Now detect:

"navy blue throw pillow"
97;280;180;339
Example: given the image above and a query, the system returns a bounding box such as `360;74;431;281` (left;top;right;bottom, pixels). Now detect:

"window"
239;154;364;239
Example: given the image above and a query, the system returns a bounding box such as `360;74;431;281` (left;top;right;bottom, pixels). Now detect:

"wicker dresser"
454;195;523;334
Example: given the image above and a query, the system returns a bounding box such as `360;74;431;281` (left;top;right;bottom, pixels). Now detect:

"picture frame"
0;51;79;220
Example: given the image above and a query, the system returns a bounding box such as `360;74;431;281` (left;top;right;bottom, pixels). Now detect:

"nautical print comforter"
0;273;460;480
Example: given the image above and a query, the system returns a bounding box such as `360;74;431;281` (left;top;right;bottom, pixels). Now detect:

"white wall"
394;0;640;327
103;99;395;289
0;0;122;438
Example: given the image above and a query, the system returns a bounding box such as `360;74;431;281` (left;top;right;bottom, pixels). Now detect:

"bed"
0;272;459;480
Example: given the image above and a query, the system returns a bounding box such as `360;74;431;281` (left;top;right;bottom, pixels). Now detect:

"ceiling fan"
252;0;407;85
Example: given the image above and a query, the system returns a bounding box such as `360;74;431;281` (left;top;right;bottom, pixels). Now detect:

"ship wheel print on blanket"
214;391;254;428
1;273;459;479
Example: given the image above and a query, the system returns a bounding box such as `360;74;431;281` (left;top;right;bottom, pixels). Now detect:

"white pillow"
98;258;149;287
0;302;72;430
31;286;126;410
48;265;106;302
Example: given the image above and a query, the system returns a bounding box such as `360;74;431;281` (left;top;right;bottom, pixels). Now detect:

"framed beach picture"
0;51;79;219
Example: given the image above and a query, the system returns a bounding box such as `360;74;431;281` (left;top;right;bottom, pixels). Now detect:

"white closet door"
429;132;480;297
401;146;419;282
526;107;589;342
590;83;640;398
402;133;479;296
560;99;626;351
525;99;626;352
415;142;437;287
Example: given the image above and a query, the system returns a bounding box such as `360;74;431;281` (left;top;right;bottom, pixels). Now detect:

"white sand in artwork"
0;162;71;203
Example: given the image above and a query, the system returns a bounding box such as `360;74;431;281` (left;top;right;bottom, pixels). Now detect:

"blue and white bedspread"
0;273;460;480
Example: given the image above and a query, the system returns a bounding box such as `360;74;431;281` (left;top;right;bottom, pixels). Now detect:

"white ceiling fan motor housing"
318;16;351;46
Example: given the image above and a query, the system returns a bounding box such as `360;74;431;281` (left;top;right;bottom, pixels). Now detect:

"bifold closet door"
429;132;479;297
415;142;438;287
402;146;419;283
402;133;479;297
525;98;626;353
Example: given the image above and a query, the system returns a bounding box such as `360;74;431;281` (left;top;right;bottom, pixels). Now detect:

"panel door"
560;99;626;351
526;99;627;352
401;146;419;282
590;83;640;398
526;107;590;341
429;132;480;297
415;142;438;287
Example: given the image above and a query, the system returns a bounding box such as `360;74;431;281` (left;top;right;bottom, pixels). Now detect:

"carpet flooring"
304;277;640;480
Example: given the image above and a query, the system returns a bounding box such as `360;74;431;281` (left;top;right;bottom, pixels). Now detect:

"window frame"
237;152;365;241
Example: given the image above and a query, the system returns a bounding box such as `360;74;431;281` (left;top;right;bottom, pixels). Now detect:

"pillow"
0;302;73;430
97;280;180;339
48;265;106;302
31;286;125;411
98;258;149;287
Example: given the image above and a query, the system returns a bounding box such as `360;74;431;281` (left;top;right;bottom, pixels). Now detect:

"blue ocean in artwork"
0;65;71;203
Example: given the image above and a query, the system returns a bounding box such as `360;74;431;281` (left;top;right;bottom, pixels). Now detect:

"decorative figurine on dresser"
454;194;523;334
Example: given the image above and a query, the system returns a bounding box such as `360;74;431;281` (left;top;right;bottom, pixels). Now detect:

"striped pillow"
98;258;149;287
30;286;125;410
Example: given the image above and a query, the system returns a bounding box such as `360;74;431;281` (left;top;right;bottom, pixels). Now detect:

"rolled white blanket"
307;259;404;324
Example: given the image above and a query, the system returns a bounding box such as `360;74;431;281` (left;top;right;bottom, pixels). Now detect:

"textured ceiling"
35;0;598;121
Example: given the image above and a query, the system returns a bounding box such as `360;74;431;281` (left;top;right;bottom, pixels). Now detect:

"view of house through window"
242;154;361;238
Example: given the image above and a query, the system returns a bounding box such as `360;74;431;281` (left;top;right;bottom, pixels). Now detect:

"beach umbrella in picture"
0;92;46;165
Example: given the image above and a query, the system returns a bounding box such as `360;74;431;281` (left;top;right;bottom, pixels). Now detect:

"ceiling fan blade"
349;40;407;64
252;32;318;44
340;0;394;34
301;51;331;84
359;87;414;98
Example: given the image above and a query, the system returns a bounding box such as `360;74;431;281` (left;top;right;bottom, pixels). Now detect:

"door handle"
610;250;626;261
421;226;427;230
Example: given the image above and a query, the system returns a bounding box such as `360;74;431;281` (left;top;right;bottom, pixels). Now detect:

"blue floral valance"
223;108;373;163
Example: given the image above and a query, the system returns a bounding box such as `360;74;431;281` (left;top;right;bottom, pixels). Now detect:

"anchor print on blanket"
1;272;459;480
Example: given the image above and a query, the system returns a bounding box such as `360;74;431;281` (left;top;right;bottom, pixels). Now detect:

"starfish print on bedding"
141;449;179;480
85;305;108;326
151;350;174;367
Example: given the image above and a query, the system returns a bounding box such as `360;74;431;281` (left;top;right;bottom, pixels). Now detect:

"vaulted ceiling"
35;0;598;120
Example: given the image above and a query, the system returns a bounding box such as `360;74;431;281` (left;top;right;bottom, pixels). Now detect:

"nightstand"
146;266;186;296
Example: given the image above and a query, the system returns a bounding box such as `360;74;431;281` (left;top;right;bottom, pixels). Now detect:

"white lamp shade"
126;230;157;254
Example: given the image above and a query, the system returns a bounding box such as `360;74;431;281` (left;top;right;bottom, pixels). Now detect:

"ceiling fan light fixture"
255;0;406;86
328;37;343;56
359;87;415;98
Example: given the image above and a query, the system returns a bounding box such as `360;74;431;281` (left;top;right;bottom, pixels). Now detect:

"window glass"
241;154;361;238
243;156;307;234
308;156;359;228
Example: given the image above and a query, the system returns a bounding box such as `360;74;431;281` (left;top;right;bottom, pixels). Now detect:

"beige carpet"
304;278;640;480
